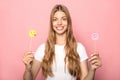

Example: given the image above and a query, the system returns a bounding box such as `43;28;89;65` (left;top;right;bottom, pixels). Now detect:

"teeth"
56;26;63;30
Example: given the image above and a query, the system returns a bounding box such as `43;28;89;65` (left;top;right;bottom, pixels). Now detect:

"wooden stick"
29;37;33;51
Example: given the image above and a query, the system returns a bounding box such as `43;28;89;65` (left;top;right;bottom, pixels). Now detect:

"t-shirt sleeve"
77;43;88;62
34;44;45;62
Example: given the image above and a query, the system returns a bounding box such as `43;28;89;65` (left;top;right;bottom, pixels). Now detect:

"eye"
62;17;67;21
31;32;33;34
53;18;57;21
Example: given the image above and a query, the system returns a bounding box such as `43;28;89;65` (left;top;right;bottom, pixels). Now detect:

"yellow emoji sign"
28;29;37;38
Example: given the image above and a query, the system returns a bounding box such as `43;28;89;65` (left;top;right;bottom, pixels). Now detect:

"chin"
56;30;67;35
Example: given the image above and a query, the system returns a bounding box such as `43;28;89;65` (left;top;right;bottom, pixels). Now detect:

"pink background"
0;0;120;80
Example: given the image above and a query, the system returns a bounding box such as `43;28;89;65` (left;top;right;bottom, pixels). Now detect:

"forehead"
53;11;66;17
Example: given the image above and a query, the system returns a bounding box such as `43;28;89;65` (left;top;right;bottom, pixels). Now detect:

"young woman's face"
52;10;68;35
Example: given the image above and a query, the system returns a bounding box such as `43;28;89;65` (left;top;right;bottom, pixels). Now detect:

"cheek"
52;23;56;30
63;21;68;26
62;20;68;24
52;22;57;27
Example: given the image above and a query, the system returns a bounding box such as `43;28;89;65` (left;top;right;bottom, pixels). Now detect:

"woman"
23;4;102;80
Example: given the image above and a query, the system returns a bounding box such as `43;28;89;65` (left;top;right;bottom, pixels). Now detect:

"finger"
23;58;33;65
88;56;100;62
23;56;33;65
94;63;102;67
91;53;99;57
91;50;99;56
22;53;33;64
24;51;32;56
27;58;33;64
24;51;35;55
91;64;101;70
92;62;102;69
89;60;99;65
23;58;29;65
24;54;34;58
23;53;33;58
90;59;102;67
23;59;28;65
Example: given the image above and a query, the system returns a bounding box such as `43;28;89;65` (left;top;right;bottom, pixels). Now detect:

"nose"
57;19;62;25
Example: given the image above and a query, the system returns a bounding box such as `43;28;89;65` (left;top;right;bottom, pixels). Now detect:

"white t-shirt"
34;42;88;80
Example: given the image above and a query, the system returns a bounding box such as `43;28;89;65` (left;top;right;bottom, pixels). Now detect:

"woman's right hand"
22;52;34;70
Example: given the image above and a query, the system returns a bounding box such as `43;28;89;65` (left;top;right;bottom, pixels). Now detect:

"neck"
56;33;66;45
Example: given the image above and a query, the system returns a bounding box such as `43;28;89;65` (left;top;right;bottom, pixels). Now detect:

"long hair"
42;4;81;78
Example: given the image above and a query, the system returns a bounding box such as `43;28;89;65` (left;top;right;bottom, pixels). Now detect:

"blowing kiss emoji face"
52;10;68;35
29;29;37;38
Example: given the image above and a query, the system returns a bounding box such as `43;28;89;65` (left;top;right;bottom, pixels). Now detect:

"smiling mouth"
56;26;64;30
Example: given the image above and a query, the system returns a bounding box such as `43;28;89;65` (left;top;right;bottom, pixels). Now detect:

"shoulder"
38;43;46;48
35;43;46;55
34;43;46;62
77;42;86;49
76;42;88;62
36;43;46;51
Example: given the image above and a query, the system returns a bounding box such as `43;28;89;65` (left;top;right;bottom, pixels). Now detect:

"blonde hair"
42;4;81;78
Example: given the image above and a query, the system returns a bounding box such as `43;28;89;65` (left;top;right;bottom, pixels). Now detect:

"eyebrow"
62;16;67;18
53;16;67;18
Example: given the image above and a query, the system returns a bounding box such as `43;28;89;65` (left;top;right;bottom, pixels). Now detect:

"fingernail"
91;54;93;56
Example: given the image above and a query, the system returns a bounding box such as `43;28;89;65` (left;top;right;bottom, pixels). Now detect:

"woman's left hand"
88;51;102;71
